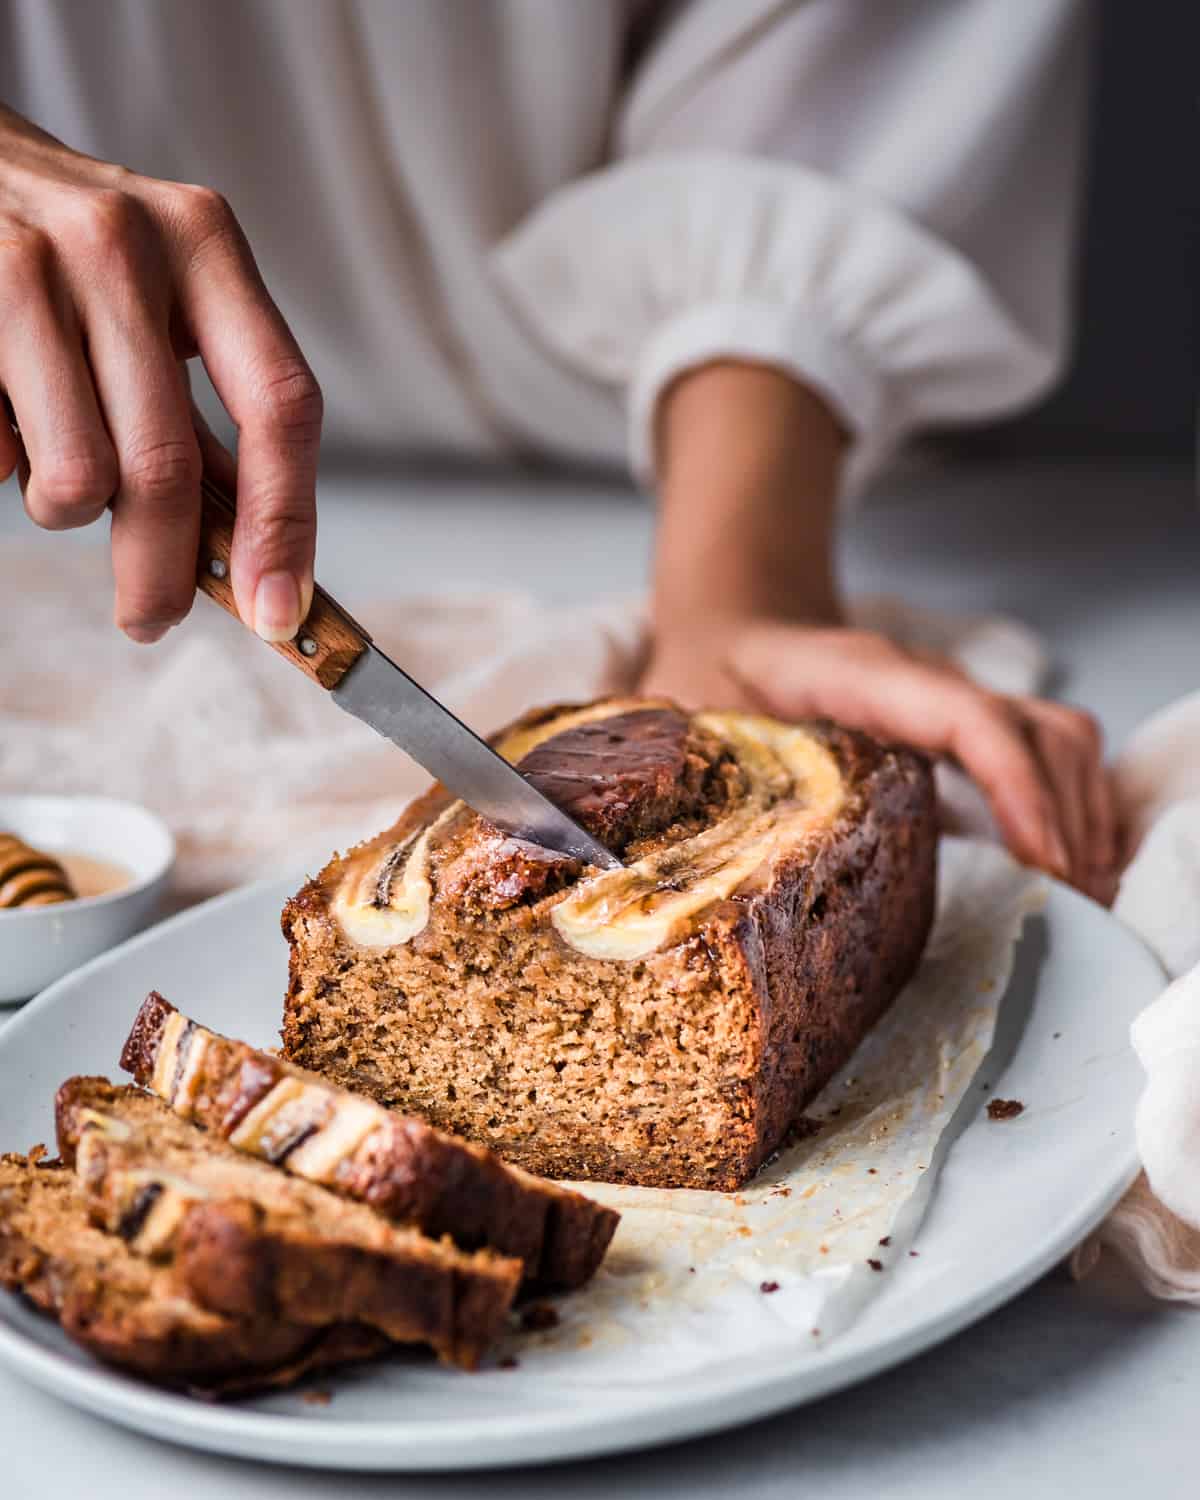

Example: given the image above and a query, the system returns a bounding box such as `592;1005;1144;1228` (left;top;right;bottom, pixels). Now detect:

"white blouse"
0;0;1088;489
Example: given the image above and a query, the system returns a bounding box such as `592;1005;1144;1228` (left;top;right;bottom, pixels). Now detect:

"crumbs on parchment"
867;1259;884;1272
759;1281;780;1295
986;1098;1025;1121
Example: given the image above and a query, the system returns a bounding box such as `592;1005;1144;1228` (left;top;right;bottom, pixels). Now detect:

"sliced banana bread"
57;1077;523;1368
281;700;938;1190
118;994;618;1290
0;1152;385;1393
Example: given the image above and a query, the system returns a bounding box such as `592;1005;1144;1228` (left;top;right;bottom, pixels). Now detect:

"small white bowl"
0;795;175;1004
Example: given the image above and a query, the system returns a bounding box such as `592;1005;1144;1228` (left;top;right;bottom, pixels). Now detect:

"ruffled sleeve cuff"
491;152;1059;489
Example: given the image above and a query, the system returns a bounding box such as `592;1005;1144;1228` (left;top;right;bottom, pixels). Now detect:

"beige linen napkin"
2;542;1196;1298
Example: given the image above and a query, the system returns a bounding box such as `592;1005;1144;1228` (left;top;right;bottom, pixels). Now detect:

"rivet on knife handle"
196;476;371;691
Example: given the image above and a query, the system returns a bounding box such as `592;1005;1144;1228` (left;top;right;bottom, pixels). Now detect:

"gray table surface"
0;456;1196;1499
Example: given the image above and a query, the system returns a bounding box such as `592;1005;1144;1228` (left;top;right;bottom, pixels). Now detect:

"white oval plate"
0;865;1162;1471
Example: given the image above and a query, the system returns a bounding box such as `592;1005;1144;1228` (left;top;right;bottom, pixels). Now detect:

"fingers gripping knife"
195;478;621;870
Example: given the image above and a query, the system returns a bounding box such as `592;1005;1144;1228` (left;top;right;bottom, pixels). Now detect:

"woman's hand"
642;620;1116;901
646;360;1117;900
0;103;320;643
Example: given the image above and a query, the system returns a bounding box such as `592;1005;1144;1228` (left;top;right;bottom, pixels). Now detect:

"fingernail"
254;571;301;643
122;623;170;645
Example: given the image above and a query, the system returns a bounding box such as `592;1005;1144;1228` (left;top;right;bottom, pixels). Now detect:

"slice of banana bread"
118;994;618;1290
57;1077;522;1369
281;700;938;1191
0;1152;385;1393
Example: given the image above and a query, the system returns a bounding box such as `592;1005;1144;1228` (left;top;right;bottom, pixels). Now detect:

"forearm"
643;360;1113;898
651;361;848;634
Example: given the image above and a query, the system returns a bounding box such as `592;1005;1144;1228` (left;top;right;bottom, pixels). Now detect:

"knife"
195;477;621;870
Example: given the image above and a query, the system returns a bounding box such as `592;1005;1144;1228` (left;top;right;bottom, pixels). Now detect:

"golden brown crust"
174;1200;514;1369
731;722;938;1181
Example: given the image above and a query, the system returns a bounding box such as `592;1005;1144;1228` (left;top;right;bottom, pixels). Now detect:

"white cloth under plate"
2;540;1198;1304
1068;695;1200;1292
0;0;1086;487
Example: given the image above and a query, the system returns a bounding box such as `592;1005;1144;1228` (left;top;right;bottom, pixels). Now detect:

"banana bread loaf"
58;1076;523;1368
118;993;617;1288
0;1152;386;1393
281;700;938;1191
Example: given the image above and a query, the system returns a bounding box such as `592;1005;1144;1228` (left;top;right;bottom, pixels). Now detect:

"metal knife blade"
332;643;622;870
192;475;618;869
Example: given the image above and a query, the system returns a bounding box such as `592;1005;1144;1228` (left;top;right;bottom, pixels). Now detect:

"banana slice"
551;716;846;960
331;806;459;948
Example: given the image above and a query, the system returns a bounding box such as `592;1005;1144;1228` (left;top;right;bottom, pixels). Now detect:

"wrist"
652;577;844;638
651;360;846;638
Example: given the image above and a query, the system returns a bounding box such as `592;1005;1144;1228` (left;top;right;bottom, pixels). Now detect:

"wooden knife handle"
196;476;370;690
